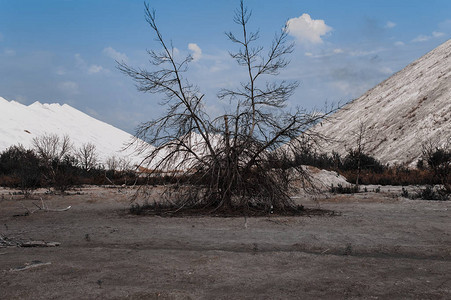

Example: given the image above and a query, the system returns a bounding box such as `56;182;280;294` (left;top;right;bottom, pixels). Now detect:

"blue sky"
1;0;450;134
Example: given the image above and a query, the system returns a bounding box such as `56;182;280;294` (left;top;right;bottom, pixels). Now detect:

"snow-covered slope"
310;39;451;166
0;97;149;166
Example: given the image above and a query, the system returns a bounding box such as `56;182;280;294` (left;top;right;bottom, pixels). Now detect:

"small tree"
105;155;131;172
32;133;72;163
32;133;75;193
119;1;334;214
343;120;374;188
422;139;450;192
52;154;79;194
342;151;384;173
76;143;98;172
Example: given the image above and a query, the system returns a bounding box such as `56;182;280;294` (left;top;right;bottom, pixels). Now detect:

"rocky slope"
311;39;451;166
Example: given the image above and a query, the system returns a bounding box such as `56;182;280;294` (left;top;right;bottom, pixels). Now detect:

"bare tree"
349;120;368;188
105;156;119;171
32;133;74;193
118;1;334;214
32;133;73;163
76;143;98;171
105;155;132;172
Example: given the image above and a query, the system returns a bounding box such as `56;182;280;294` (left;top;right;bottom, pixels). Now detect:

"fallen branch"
10;261;51;272
0;235;20;247
1;235;61;248
21;241;60;247
105;174;134;194
45;206;71;212
17;198;71;215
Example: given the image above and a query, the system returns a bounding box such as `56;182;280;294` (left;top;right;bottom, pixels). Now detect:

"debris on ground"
21;241;60;247
10;260;51;272
1;235;60;248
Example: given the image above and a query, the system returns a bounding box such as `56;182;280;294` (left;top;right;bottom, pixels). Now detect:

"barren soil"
0;186;450;299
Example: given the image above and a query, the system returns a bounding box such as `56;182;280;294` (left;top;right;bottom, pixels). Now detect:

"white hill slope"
0;97;149;166
311;39;451;167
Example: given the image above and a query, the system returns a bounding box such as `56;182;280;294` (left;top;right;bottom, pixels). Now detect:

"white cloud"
304;48;344;59
88;65;104;74
349;49;381;57
3;49;15;56
331;81;352;93
209;61;231;73
412;35;429;42
385;21;396;29
75;53;86;68
188;43;202;62
412;31;445;42
103;47;128;62
85;107;100;118
75;53;107;74
286;13;332;44
199;51;233;73
432;31;445;37
59;81;80;95
439;19;451;31
55;66;66;75
379;66;393;75
394;41;405;46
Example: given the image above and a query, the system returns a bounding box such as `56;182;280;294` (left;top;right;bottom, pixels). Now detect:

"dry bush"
32;134;77;193
32;133;73;162
0;145;42;195
341;168;435;186
76;143;98;171
421;139;450;192
119;1;336;215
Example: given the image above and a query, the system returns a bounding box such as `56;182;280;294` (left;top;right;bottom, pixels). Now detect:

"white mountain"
310;39;451;167
0;97;149;166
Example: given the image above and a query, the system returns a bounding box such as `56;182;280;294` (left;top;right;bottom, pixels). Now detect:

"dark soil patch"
129;202;338;217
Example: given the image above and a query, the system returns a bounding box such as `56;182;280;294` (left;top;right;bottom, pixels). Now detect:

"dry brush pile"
120;1;336;215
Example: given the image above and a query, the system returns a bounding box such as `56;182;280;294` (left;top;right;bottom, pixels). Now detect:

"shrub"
49;155;80;193
422;144;450;192
0;146;42;195
292;150;342;171
342;150;385;173
0;142;144;190
330;183;359;194
340;168;435;186
401;187;409;198
403;185;449;201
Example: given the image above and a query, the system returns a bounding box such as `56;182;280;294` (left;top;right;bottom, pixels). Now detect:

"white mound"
0;96;149;166
310;39;451;166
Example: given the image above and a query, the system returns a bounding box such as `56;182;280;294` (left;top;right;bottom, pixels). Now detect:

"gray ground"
0;186;450;299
